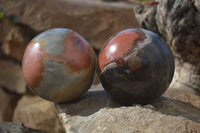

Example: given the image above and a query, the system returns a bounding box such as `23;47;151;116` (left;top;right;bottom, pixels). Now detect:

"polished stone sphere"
98;29;174;105
22;28;96;103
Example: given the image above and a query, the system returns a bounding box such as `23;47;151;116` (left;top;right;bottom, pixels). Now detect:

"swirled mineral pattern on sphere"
22;28;96;103
98;29;175;105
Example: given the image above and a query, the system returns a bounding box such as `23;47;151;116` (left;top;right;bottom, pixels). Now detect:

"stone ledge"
55;84;200;133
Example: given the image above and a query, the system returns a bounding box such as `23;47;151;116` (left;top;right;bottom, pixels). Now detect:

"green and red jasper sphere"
98;29;174;105
22;28;96;103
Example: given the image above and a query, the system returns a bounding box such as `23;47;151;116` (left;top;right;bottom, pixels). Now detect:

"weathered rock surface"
133;0;200;92
0;121;46;133
195;0;200;11
169;58;200;94
13;95;65;133
0;0;139;52
0;60;26;94
0;23;37;62
55;84;200;133
164;86;200;108
134;0;200;62
0;88;21;121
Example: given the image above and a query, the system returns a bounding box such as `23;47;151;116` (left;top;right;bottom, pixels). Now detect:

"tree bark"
134;0;200;92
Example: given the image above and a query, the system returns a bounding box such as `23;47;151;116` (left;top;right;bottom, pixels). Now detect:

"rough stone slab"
0;121;47;133
0;88;21;121
0;60;26;94
13;95;65;133
164;87;200;108
0;23;37;62
55;84;200;133
0;88;10;121
0;0;140;50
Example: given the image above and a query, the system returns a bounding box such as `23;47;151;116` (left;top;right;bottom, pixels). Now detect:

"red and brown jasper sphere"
22;28;96;103
98;29;175;105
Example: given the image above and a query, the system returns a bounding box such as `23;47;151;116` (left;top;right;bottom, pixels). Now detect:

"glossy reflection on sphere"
99;29;174;105
22;28;96;103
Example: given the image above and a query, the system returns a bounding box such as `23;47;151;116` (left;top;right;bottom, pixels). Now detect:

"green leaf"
8;21;14;26
0;12;4;19
138;0;147;3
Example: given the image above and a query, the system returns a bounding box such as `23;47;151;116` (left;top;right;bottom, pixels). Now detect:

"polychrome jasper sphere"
22;28;96;103
98;29;174;105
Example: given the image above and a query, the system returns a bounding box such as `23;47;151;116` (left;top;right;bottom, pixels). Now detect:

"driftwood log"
134;0;200;92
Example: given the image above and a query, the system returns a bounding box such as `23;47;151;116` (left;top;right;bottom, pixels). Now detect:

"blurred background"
0;0;140;132
1;0;200;132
